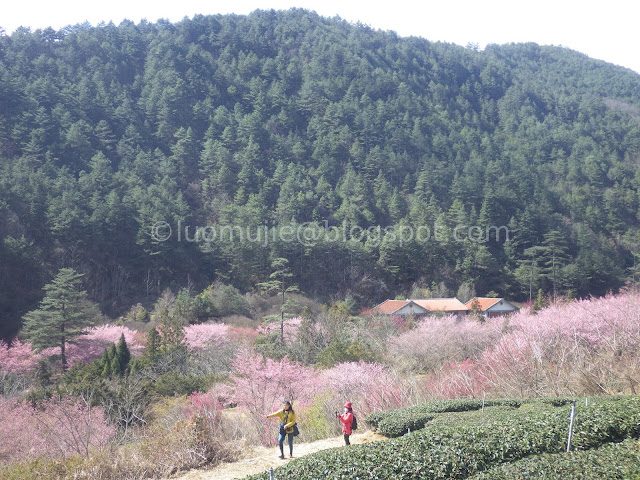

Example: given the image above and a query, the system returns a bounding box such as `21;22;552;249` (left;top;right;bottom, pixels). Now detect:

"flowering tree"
184;323;235;375
183;323;229;351
322;361;412;416
0;339;42;375
418;292;640;398
258;316;302;344
39;324;145;368
0;394;114;463
225;348;321;445
388;315;501;374
421;358;490;399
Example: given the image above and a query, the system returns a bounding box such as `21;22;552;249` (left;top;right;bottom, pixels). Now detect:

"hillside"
2;280;640;478
2;9;640;339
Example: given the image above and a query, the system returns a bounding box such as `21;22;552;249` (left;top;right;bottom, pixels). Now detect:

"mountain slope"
1;9;640;339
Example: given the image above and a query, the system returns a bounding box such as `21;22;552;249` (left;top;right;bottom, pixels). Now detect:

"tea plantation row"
245;396;640;480
468;437;640;479
365;397;574;438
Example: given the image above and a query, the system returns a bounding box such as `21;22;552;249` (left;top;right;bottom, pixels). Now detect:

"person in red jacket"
336;401;354;445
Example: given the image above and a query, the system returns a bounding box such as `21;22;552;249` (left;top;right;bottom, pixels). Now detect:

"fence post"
585;397;589;407
408;427;411;435
566;400;576;452
269;467;275;480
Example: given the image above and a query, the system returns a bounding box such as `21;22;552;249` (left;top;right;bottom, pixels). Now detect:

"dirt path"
170;430;386;480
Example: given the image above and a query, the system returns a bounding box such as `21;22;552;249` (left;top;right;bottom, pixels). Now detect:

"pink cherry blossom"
322;361;412;416
183;323;229;351
0;395;114;463
38;325;145;368
0;339;43;375
258;316;302;343
224;348;322;445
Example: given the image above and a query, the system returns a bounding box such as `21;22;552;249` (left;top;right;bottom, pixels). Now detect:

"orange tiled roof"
465;297;502;311
373;299;410;314
413;298;468;312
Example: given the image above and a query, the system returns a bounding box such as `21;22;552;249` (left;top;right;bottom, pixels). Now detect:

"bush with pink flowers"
0;395;114;463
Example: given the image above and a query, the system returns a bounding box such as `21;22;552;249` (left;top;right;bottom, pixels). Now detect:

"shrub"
467;438;640;480
194;282;250;319
0;456;85;480
365;398;524;437
151;371;211;397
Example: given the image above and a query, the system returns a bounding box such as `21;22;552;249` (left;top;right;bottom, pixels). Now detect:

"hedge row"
468;438;640;480
365;397;574;438
245;396;640;480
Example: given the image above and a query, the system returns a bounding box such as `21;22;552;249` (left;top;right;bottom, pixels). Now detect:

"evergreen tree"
257;257;299;346
22;268;98;371
541;230;570;303
116;333;132;375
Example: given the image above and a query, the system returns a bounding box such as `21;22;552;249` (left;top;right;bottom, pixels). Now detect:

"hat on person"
344;401;352;409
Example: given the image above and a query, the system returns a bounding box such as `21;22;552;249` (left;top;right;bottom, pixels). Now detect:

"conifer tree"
145;328;160;361
116;333;131;375
110;351;121;376
23;268;98;371
101;349;112;377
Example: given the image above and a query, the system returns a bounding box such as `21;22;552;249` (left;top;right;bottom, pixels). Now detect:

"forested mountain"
2;9;640;340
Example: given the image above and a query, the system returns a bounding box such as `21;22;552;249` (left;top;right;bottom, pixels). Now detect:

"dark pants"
344;433;350;445
279;432;294;455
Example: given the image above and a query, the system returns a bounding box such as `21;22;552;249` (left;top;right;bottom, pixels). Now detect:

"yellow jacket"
267;408;297;434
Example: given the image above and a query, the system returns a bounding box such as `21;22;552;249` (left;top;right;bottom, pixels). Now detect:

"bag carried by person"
351;414;358;431
292;423;300;436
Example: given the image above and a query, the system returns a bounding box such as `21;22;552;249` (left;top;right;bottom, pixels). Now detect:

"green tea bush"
468;438;640;480
366;398;525;437
246;396;640;480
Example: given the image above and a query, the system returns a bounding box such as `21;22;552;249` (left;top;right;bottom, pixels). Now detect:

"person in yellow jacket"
267;400;297;459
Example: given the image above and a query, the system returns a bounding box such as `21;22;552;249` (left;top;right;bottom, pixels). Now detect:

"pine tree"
108;343;120;376
145;328;160;361
100;348;112;377
532;288;548;314
116;333;131;375
257;258;299;346
22;268;98;371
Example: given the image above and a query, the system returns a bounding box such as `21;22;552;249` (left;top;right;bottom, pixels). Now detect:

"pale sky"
2;0;640;74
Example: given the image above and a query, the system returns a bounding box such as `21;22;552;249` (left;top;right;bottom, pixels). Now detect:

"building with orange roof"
371;299;430;316
371;298;468;317
465;297;518;317
413;298;468;314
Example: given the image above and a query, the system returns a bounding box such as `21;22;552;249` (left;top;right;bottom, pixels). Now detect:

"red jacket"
339;411;353;435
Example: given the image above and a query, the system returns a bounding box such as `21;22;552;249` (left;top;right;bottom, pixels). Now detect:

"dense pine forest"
2;8;640;340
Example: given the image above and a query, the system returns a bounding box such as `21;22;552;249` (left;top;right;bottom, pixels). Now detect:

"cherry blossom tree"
183;323;229;351
418;291;640;398
388;315;501;374
0;394;114;463
225;348;322;445
322;361;412;416
0;339;42;375
39;324;145;368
